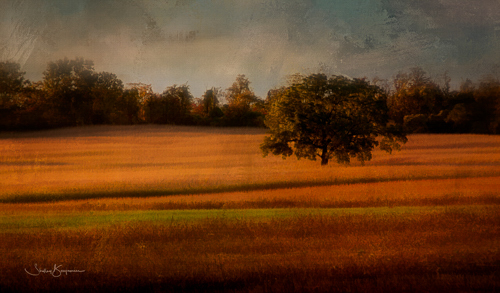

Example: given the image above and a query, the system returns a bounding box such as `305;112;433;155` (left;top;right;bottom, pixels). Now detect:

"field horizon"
1;125;499;292
2;125;500;204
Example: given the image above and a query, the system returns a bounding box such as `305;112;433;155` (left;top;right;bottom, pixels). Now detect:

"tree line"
0;58;265;130
384;67;500;134
1;58;500;134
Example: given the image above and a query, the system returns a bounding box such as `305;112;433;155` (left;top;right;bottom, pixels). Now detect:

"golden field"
1;125;499;292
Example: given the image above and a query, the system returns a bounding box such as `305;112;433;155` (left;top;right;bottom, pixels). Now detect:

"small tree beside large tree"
223;74;264;126
261;73;407;166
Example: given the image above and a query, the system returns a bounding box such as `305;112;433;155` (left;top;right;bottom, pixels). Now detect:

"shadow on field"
369;159;500;167
0;161;69;166
2;172;500;204
403;141;500;150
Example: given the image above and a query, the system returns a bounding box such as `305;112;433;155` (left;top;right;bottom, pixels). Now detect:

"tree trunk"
321;147;329;166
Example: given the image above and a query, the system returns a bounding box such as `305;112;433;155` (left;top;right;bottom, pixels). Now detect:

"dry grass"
1;176;499;213
1;125;499;292
2;207;499;292
1;125;500;203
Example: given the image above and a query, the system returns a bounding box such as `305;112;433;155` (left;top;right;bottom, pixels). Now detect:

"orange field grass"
1;176;499;213
1;125;499;292
2;207;499;292
1;125;500;204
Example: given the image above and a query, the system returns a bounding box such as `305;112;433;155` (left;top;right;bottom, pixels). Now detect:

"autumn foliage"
0;59;265;130
3;59;500;133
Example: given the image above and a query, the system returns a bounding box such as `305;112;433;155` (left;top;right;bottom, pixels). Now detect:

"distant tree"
0;61;25;108
192;87;224;125
225;74;259;107
127;83;155;123
445;76;500;134
10;81;51;129
388;67;446;124
261;73;407;166
201;87;222;117
145;95;165;124
160;84;193;124
91;71;125;124
371;76;391;96
224;75;263;126
115;89;141;124
0;61;26;129
474;75;500;133
43;58;97;126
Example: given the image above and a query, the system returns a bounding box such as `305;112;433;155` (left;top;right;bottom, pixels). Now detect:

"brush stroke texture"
1;0;500;96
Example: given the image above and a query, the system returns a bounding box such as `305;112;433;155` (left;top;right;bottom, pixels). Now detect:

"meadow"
1;125;499;292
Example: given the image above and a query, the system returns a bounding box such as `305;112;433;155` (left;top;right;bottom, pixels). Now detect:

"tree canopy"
0;61;25;109
160;84;194;124
2;58;499;134
223;74;265;127
388;67;448;125
225;74;259;107
192;87;224;124
261;73;407;165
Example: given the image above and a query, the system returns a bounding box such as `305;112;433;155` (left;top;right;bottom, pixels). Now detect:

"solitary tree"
261;73;407;166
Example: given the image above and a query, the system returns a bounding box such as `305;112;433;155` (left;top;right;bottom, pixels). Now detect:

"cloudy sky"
1;0;500;97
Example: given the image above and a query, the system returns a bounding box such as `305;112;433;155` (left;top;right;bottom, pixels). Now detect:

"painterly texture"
2;0;500;96
1;126;499;291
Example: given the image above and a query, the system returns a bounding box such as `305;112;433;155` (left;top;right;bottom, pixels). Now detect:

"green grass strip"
1;205;496;233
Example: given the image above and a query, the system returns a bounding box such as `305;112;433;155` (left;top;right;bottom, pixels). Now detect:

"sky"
1;0;500;97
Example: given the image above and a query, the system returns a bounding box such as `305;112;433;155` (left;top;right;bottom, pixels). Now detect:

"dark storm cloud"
2;0;500;96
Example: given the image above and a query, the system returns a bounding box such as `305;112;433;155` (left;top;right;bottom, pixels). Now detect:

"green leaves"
261;73;407;166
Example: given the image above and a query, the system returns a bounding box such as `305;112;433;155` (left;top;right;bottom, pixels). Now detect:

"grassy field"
1;125;499;292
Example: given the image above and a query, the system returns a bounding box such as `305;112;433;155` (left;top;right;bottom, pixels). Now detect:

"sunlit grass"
1;126;500;203
1;126;499;292
1;176;498;212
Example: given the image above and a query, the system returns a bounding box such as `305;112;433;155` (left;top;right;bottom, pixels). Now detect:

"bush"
403;114;428;133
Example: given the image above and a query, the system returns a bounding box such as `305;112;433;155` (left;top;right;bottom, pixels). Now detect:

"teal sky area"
1;0;500;97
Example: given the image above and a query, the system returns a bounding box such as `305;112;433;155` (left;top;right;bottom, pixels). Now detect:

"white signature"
25;264;85;277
